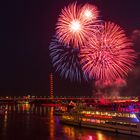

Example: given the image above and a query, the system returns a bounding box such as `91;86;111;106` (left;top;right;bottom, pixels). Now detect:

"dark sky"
0;0;140;96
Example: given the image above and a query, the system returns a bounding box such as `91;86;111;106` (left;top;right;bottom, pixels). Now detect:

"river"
0;104;139;140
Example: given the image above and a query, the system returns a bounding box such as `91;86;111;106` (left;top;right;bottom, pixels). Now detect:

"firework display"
80;22;136;81
56;3;100;48
49;2;137;82
49;37;88;81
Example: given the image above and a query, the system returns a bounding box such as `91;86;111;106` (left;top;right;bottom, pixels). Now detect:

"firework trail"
80;21;137;81
49;36;88;82
56;2;100;48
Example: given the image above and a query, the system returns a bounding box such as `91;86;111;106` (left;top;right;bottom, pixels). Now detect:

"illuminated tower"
50;73;54;98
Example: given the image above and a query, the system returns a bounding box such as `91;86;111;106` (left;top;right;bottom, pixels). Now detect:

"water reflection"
97;132;107;140
49;107;55;140
3;111;8;129
0;104;139;140
63;125;75;139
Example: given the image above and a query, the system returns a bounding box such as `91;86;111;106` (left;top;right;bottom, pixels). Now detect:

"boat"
53;101;76;116
54;106;67;116
60;101;140;136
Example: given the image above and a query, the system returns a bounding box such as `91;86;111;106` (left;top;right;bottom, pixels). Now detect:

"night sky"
0;0;140;96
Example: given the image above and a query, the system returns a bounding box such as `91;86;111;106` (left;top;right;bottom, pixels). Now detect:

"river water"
0;104;139;140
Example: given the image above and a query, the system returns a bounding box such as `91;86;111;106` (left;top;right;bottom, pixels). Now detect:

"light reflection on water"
0;104;140;140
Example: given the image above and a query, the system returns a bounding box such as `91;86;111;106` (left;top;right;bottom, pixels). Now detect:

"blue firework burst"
49;36;88;82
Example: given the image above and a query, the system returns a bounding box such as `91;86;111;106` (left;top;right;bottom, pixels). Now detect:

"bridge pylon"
50;73;54;98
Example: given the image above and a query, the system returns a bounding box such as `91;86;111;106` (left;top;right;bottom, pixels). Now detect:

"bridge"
0;96;138;104
0;96;97;103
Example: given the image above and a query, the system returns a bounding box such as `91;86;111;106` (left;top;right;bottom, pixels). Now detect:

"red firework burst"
56;3;100;48
80;3;99;21
80;21;137;81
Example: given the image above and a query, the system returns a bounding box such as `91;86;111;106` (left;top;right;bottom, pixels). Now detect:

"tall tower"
50;73;54;98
